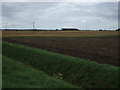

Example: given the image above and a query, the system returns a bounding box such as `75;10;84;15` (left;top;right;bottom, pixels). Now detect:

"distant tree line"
1;28;119;31
61;28;79;31
116;28;120;31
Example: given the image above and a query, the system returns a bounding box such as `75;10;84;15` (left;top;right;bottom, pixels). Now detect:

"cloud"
2;2;118;29
2;0;119;2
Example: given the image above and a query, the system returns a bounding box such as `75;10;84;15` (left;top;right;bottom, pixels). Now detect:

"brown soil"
2;31;118;37
2;36;119;66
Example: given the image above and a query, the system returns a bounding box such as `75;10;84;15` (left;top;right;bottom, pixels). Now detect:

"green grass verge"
2;55;78;88
2;41;119;88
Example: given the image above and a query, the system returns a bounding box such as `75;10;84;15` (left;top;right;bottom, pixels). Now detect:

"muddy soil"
2;37;119;66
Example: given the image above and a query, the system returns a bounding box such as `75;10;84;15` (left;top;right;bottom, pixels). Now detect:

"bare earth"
2;34;119;66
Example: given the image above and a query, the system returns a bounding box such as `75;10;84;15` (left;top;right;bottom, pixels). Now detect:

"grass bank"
2;41;119;88
2;56;78;88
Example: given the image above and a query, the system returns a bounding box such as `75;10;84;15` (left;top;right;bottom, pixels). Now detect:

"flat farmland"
2;31;119;88
2;30;118;37
2;31;119;66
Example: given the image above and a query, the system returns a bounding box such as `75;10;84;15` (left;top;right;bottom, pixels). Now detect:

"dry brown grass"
2;31;118;37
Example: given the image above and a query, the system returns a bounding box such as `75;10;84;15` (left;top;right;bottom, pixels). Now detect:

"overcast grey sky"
2;2;118;30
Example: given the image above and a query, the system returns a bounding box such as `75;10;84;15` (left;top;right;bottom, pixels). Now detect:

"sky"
1;1;118;30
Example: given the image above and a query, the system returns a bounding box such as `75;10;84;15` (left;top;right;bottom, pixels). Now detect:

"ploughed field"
2;30;118;37
2;36;118;66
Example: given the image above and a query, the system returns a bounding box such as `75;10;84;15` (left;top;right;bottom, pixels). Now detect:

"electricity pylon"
33;22;35;29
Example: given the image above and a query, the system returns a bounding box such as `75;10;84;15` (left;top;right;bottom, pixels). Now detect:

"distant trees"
55;29;59;31
62;28;79;31
116;28;120;31
99;29;103;31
